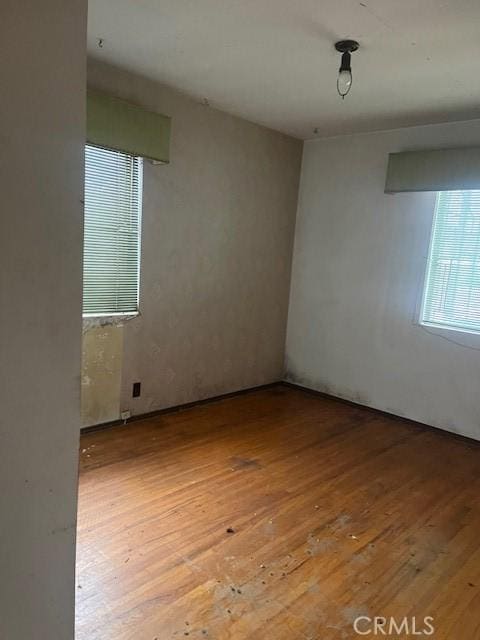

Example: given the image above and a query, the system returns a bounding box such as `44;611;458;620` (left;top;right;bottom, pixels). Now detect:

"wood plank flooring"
76;385;480;640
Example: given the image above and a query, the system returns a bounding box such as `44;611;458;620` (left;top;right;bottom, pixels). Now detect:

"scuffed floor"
76;385;480;639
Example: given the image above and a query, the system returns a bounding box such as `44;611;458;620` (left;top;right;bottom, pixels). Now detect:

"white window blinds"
421;190;480;333
83;144;143;316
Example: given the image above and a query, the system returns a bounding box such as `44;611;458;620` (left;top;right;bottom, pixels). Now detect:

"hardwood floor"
76;385;480;640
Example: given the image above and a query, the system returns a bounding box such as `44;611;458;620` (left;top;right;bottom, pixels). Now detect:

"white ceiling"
88;0;480;139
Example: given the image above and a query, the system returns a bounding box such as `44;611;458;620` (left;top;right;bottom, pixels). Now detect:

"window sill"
82;312;139;330
417;320;480;349
420;320;480;337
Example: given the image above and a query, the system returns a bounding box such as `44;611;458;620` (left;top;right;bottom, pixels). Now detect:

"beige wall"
83;59;302;425
0;1;86;637
286;119;480;441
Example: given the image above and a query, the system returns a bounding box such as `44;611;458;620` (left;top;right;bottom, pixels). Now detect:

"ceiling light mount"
335;39;359;99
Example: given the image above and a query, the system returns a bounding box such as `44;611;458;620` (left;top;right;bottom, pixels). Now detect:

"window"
421;190;480;333
83;145;143;316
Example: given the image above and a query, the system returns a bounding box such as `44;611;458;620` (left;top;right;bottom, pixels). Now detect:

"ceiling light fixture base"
335;40;359;54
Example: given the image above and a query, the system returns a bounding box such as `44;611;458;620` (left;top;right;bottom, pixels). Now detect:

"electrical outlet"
132;382;141;398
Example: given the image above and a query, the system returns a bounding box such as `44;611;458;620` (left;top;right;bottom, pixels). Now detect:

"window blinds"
83;144;142;316
422;190;480;332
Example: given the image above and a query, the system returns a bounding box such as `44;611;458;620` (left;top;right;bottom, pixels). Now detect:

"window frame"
82;143;143;319
419;190;480;336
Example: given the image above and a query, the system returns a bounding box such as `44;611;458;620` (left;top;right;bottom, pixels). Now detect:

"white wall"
286;119;480;441
83;59;302;425
0;2;86;637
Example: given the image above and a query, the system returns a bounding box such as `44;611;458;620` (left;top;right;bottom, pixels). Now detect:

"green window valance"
87;91;171;163
385;147;480;193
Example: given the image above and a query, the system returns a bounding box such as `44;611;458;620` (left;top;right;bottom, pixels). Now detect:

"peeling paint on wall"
81;325;123;426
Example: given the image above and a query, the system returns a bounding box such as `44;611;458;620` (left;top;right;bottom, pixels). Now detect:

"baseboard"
80;381;281;434
81;378;480;448
282;380;480;447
